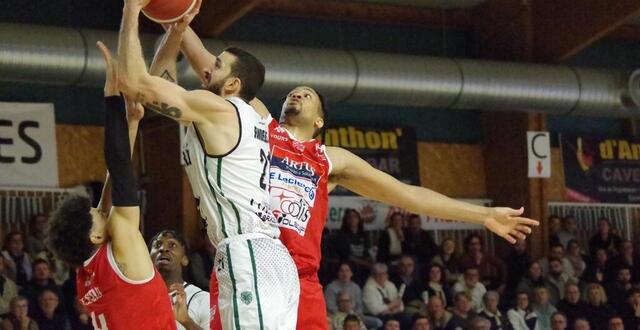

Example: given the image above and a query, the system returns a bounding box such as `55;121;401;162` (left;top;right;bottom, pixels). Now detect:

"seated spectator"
607;240;639;283
550;312;567;330
1;296;38;330
582;248;609;285
325;262;364;315
426;295;452;330
188;229;215;291
532;286;557;330
573;317;591;330
588;218;622;257
507;291;539;330
33;250;69;287
421;264;452;308
453;267;487;312
620;288;640;330
606;266;633;313
583;283;615;330
363;263;411;328
411;315;430;330
544;257;576;305
331;292;367;330
503;240;530;297
565;239;586;278
548;215;563;247
342;314;364;330
447;292;476;330
608;315;624;330
2;232;33;287
383;319;400;330
538;243;576;278
470;317;491;330
555;216;579;249
19;259;64;315
26;215;48;257
149;230;210;330
403;214;438;266
516;261;547;297
556;283;588;326
459;234;507;291
0;253;18;315
392;255;423;314
338;209;373;285
477;291;508;330
32;290;70;330
377;212;405;265
431;238;462;286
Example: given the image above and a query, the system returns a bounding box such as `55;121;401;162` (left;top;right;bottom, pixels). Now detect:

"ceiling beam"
192;0;266;37
255;0;473;29
533;0;640;61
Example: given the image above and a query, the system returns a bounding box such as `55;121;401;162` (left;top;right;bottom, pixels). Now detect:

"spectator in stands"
383;319;401;330
503;240;530;298
426;295;452;330
363;263;411;328
460;234;507;291
2;232;33;287
516;261;546;297
545;257;575;305
608;315;624;330
470;316;491;330
0;253;18;315
588;218;622;257
565;239;586;278
573;318;591;330
338;209;373;285
342;314;364;330
411;315;430;330
550;312;567;330
403;214;438;266
325;262;364;315
188;229;215;291
33;250;68;287
532;286;557;330
607;240;639;283
539;243;575;278
26;215;48;257
582;248;609;285
507;291;539;330
548;215;563;247
478;291;508;330
377;212;405;265
20;259;64;315
431;238;462;286
556;283;588;326
453;267;487;312
70;301;92;330
555;216;578;249
584;283;615;330
331;292;367;330
391;255;423;314
422;264;451;308
606;266;633;313
620;288;640;330
32;289;70;330
149;230;210;330
2;296;38;330
447;292;476;330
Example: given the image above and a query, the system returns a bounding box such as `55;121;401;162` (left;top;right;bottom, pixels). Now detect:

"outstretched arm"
327;147;539;243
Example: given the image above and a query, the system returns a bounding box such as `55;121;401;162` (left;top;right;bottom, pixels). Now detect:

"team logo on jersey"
79;287;103;306
240;291;253;305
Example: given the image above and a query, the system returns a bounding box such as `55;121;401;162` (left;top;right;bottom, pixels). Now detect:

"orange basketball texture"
142;0;196;23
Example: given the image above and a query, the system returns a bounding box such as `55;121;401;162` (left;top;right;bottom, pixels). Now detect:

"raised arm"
179;26;216;84
327;146;539;244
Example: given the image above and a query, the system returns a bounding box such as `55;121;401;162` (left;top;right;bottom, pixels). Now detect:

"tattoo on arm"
144;100;183;119
160;70;176;83
116;261;127;275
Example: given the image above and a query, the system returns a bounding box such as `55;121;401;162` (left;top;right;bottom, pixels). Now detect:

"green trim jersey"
182;97;279;247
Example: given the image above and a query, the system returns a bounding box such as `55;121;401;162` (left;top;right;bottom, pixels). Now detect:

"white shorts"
215;233;300;330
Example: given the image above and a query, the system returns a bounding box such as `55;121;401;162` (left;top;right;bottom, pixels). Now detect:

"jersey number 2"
259;149;270;189
91;312;109;330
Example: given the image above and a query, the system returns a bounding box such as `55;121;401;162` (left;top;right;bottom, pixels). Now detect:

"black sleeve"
104;96;139;206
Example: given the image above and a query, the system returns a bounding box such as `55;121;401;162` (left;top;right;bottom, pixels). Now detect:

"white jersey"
175;282;209;330
182;97;279;246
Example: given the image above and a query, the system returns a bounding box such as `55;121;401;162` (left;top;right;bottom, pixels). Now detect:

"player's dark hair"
47;195;95;267
149;230;189;255
223;47;265;102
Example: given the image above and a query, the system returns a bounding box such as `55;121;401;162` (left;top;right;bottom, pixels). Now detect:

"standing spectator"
19;259;64;315
565;240;587;278
588;218;622;257
422;264;452;308
363;263;411;328
392;255;423;314
544;257;575;305
516;261;546;297
573;318;591;330
325;262;364;315
2;232;33;287
583;283;615;330
330;292;367;330
188;230;215;291
507;291;539;330
431;238;462;285
556;283;588;326
555;216;578;249
459;235;507;291
550;312;567;330
338;209;373;285
426;295;452;330
1;296;38;330
377;212;405;264
403;214;438;266
532;286;557;330
0;253;18;315
446;292;476;330
26;215;48;257
412;315;430;330
538;243;575;278
606;266;633;313
31;290;70;330
582;248;609;285
478;291;508;330
620;288;640;330
503;240;530;298
607;240;639;283
452;267;487;312
608;316;624;330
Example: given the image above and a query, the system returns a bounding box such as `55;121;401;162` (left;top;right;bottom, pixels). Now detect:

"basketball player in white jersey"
117;0;299;329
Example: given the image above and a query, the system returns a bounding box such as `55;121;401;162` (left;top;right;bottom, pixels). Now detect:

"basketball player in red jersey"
46;42;176;330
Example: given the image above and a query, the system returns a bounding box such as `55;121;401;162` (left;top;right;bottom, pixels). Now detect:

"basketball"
142;0;197;23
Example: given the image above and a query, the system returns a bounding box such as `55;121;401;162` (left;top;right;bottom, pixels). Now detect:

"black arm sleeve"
104;96;139;206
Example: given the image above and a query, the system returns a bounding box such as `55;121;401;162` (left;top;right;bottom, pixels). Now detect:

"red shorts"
209;270;327;330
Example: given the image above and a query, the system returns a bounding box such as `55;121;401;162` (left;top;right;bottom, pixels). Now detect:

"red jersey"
77;243;177;330
268;121;331;275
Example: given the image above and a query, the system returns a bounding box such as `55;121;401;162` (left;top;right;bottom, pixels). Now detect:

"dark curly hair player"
47;41;176;330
